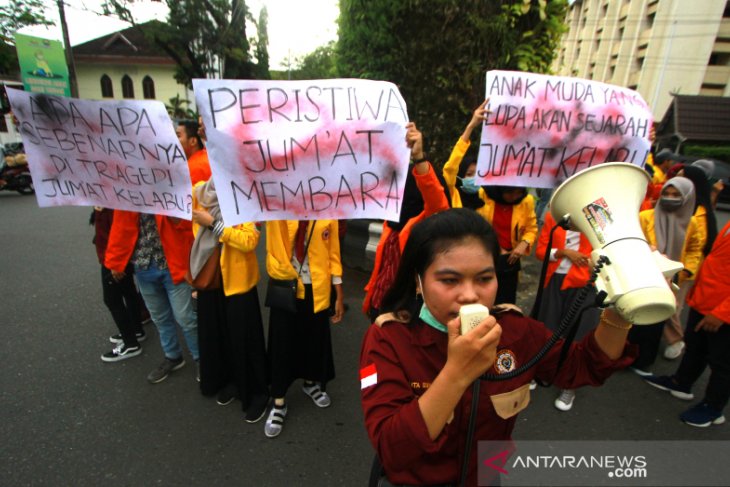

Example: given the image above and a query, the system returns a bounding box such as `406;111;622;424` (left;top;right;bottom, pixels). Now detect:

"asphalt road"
1;192;729;486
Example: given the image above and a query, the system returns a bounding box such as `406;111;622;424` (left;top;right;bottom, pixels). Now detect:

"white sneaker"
554;389;575;411
664;341;685;360
264;404;287;438
302;383;331;408
630;366;652;377
529;380;537;391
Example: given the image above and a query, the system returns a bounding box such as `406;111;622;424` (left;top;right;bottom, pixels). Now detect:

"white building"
72;21;190;112
554;0;730;119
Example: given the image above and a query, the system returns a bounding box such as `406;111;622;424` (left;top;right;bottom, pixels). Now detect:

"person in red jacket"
361;208;634;486
92;207;145;362
362;122;450;320
176;119;211;185
643;221;730;427
105;210;198;383
534;211;600;411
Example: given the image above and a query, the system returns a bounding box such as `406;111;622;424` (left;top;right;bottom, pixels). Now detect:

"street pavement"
1;192;729;486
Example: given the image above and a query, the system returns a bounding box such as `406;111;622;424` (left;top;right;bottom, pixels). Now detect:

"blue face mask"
460;176;480;194
419;302;448;333
417;275;448;333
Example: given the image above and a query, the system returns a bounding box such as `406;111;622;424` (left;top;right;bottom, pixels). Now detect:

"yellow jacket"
478;192;538;250
693;205;709;253
645;153;666;186
192;184;260;296
442;137;538;249
639;209;703;283
266;220;342;313
443;137;470;209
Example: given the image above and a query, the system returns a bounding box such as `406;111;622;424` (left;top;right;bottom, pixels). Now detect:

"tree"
289;41;337;80
165;94;198;121
249;6;270;79
0;0;54;76
0;0;53;44
336;0;567;164
103;0;270;86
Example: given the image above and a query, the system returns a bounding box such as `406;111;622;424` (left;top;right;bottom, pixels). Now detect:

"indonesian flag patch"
360;363;378;389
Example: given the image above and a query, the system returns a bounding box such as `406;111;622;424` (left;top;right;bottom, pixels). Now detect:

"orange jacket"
104;210;194;284
535;212;594;290
362;163;449;314
686;222;730;324
188;148;212;185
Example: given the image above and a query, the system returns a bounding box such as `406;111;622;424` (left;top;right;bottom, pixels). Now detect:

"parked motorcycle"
0;143;34;195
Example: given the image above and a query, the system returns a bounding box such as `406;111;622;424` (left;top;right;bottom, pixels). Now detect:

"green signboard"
14;33;71;97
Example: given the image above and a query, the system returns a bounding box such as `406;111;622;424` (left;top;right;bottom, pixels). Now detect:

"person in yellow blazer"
190;179;269;423
264;218;344;438
658;163;718;359
629;177;703;376
442;100;489;211
442;101;538;305
477;186;538;306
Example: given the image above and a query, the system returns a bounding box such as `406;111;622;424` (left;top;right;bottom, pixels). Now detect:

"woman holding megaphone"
360;208;635;487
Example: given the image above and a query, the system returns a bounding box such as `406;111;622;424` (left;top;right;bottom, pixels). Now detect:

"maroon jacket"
360;310;635;486
92;208;114;266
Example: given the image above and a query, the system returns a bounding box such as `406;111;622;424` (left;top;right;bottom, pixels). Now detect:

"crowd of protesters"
89;109;729;486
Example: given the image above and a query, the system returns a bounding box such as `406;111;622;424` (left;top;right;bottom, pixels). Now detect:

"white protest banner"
193;78;410;225
476;70;652;188
7;89;193;218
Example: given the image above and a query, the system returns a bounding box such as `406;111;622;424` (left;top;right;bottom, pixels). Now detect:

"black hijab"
683;165;718;255
484;186;528;206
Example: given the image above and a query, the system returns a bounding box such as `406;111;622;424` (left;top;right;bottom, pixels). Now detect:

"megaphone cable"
459;256;610;487
481;255;610;381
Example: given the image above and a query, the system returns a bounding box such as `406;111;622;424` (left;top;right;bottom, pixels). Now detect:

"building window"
709;53;730;66
142;76;156;99
121;75;134;98
647;12;655;28
634;56;645;73
700;84;726;96
100;74;113;98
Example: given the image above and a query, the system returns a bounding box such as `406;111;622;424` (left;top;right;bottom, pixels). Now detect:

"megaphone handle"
558;214;571;229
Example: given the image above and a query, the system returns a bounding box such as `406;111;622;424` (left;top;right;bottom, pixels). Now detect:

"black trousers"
197;287;269;409
674;308;730;411
101;265;142;346
495;254;520;306
627;320;665;370
268;284;335;398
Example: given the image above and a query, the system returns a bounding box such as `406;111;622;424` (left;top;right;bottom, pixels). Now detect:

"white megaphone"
549;162;683;325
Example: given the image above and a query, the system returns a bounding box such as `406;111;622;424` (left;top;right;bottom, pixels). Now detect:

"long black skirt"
268;284;335;398
536;273;601;340
197;286;269;410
